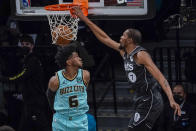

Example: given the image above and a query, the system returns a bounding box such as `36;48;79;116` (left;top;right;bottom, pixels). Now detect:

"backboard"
11;0;156;20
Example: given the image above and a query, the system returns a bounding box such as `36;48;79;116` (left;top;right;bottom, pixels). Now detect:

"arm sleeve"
46;88;56;112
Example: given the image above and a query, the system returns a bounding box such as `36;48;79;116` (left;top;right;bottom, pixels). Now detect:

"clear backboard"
11;0;156;20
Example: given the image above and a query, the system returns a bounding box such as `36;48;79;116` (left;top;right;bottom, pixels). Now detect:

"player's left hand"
170;100;181;116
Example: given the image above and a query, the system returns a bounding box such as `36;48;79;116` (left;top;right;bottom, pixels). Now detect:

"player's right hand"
72;6;85;18
170;100;181;116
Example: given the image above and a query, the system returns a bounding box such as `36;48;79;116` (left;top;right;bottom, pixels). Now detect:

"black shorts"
128;89;163;131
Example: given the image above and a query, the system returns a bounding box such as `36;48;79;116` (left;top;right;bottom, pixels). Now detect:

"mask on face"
20;46;30;56
174;95;184;104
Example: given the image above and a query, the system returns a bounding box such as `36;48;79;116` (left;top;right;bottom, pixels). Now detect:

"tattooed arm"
136;51;181;116
162;80;175;102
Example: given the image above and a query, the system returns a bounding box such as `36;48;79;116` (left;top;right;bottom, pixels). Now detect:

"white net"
47;14;79;44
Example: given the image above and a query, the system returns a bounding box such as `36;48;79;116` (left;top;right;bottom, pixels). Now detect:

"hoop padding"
47;14;79;45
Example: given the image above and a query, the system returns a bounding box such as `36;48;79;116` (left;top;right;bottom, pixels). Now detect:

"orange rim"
44;4;78;11
44;3;88;16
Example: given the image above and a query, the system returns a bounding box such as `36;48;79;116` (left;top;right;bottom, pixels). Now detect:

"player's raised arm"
73;6;122;53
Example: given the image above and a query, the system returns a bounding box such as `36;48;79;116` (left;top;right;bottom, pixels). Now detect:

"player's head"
120;28;142;49
55;43;82;69
19;34;34;55
173;84;186;104
173;84;186;98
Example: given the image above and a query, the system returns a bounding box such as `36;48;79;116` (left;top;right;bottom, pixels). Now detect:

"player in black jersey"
73;7;181;131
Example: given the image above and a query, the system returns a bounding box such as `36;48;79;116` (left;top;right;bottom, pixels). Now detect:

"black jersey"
124;46;164;129
123;46;161;105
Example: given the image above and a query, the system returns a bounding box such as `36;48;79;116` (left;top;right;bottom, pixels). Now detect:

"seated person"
157;84;196;131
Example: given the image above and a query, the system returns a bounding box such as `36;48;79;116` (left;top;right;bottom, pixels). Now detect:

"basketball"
52;25;73;46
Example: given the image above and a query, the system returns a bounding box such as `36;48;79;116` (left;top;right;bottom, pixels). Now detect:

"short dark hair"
20;34;34;45
55;43;77;69
126;28;142;45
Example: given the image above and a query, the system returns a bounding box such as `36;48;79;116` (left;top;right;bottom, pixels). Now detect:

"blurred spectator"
0;20;20;47
0;125;15;131
0;57;8;126
0;26;10;47
6;19;21;46
0;34;52;131
157;84;196;131
0;42;21;129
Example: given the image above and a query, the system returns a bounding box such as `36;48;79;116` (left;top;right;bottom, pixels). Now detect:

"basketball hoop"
44;0;88;45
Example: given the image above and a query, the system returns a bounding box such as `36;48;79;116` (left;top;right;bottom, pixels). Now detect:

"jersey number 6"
69;95;78;108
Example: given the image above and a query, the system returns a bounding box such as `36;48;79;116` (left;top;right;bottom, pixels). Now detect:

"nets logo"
124;63;134;71
134;112;140;122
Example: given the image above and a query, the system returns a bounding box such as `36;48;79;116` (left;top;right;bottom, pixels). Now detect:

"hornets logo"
76;77;82;84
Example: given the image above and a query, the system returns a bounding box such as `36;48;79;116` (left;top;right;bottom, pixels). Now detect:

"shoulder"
135;50;152;65
185;101;196;109
82;69;90;79
82;69;90;85
48;74;59;91
136;50;150;58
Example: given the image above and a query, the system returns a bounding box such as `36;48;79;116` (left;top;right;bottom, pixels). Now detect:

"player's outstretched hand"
170;100;181;116
72;6;86;20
